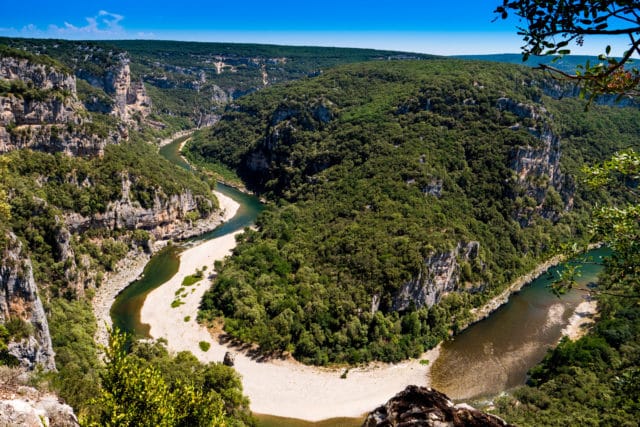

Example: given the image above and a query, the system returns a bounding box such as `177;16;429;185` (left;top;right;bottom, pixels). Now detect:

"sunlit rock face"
0;55;122;155
0;232;56;371
392;241;482;311
363;385;513;427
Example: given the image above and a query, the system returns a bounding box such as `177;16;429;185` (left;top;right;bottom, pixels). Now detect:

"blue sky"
0;1;631;56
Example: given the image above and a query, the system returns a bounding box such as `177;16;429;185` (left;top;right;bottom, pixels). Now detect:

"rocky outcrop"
392;242;482;311
223;351;235;367
0;55;122;155
422;178;443;197
498;97;574;226
0;376;78;427
0;233;56;371
105;57;151;123
243;100;336;188
64;175;212;239
496;97;545;121
516;132;571;223
77;52;151;124
0;57;75;93
363;386;512;427
0;122;118;155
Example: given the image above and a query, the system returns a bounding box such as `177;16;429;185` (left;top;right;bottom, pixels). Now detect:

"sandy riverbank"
136;230;600;420
92;190;236;348
140;191;440;421
156;130;194;148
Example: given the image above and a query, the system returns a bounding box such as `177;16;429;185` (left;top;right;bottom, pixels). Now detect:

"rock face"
0;381;79;427
244;100;336;188
497;97;574;226
76;51;152;125
103;55;152;123
509;126;573;223
0;233;56;371
363;386;512;427
0;55;121;155
223;351;235;367
0;56;76;93
64;175;210;239
393;242;481;311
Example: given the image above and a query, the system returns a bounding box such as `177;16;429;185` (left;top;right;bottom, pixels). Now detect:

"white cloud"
7;10;127;40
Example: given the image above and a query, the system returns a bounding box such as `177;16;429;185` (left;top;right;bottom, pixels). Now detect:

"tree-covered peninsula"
192;59;640;365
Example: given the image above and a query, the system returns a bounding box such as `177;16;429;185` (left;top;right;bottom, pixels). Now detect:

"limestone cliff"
497;97;574;226
0;371;78;426
72;49;152;125
363;386;512;427
509;126;574;224
102;55;151;123
0;233;55;371
392;242;483;311
63;174;214;239
0;54;122;155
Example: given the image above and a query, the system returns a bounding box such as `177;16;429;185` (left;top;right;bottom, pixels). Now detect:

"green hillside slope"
191;59;640;364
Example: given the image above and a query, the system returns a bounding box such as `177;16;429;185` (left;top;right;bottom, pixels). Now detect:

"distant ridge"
454;53;615;73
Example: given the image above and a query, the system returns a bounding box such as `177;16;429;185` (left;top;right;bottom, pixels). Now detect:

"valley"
1;36;639;426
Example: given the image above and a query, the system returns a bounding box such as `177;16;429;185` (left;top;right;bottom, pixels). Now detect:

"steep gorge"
0;51;123;155
0;45;221;379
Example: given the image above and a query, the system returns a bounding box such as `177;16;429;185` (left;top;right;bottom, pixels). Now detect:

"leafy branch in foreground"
585;149;640;260
495;1;640;102
83;329;229;427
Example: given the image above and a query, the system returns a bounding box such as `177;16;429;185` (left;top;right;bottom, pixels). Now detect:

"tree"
496;1;640;101
493;7;640;425
84;329;228;427
0;157;10;223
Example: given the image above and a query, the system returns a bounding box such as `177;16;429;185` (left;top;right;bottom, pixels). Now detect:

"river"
110;136;264;339
431;246;609;402
111;134;607;425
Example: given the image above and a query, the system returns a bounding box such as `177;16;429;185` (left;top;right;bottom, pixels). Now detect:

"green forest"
191;59;640;364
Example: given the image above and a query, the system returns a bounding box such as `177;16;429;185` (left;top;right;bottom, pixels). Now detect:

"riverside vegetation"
2;37;640;426
0;41;252;424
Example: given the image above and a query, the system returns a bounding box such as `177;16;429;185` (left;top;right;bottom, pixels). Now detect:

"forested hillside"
0;38;432;423
2;35;639;425
1;37;432;133
192;59;640;364
0;43;254;424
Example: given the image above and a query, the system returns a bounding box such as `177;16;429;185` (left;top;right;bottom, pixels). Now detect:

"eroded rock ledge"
363;385;512;427
0;368;78;427
0;233;55;371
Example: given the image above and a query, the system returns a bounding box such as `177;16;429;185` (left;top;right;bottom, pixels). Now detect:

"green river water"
110;137;264;339
110;135;608;425
431;247;609;402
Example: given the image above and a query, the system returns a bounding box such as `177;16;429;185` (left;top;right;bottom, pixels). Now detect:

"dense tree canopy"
83;329;253;427
194;59;640;364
